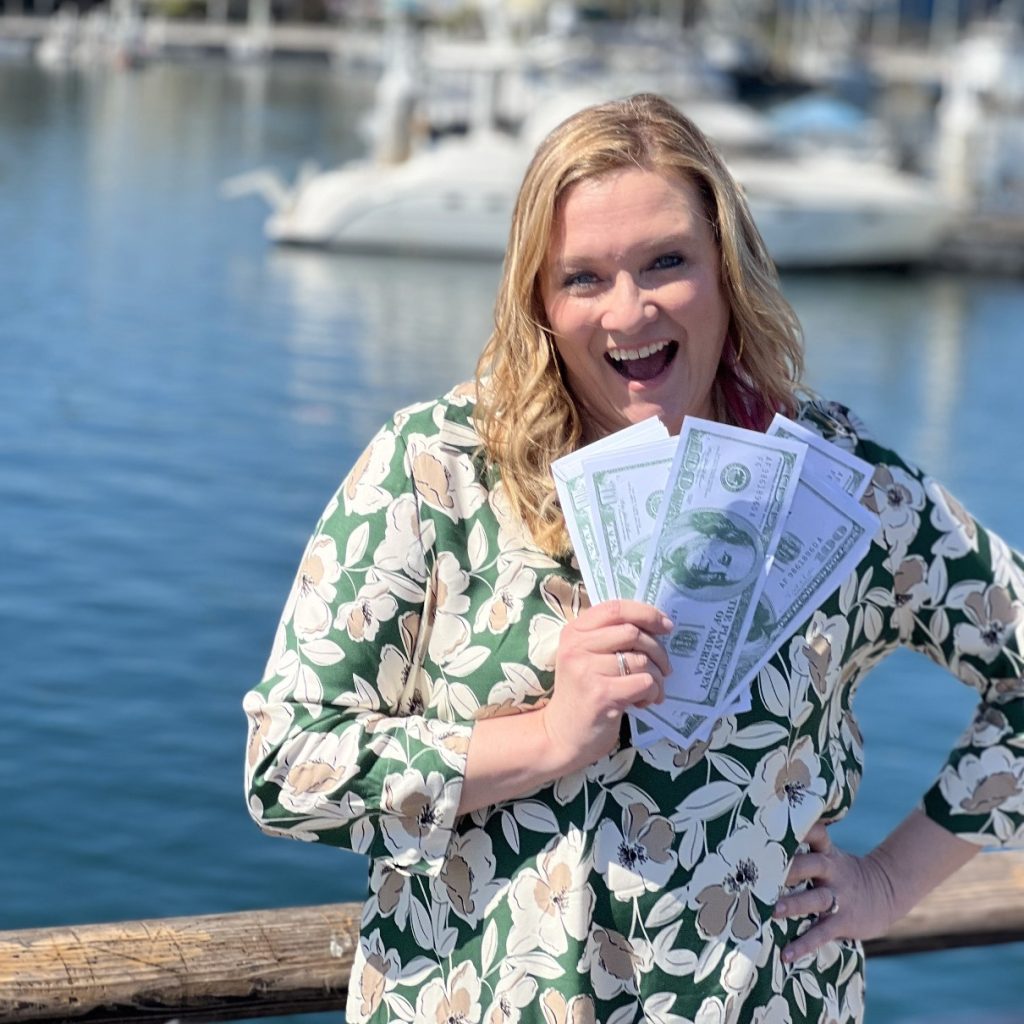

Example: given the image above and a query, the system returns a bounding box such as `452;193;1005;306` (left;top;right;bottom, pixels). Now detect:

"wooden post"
2;852;1024;1023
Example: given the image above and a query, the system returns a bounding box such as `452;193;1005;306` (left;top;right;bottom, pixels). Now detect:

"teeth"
608;340;670;362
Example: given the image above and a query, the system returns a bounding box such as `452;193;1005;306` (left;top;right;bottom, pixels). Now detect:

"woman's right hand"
541;599;673;772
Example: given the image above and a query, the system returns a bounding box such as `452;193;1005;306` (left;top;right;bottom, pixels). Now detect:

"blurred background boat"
222;35;951;268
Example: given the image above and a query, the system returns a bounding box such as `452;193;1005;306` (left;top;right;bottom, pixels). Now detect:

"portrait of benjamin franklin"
663;509;763;601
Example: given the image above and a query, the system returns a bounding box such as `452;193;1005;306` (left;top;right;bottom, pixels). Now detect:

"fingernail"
782;948;794;963
660;615;673;630
774;901;787;917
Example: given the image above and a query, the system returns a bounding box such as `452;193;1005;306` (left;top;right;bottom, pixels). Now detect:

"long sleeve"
812;400;1024;848
243;409;473;877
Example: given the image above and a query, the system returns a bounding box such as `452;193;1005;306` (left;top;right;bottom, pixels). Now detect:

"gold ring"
616;651;630;677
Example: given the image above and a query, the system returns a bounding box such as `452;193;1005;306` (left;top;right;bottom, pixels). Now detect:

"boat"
224;38;950;269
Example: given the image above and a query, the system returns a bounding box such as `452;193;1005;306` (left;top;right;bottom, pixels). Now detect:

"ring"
827;892;840;916
616;651;631;677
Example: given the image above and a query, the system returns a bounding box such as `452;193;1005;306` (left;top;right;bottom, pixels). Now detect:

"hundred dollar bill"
719;473;879;711
553;417;668;601
637;418;806;713
582;437;678;600
768;413;873;501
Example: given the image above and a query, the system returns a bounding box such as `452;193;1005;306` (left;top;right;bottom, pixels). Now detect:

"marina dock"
3;850;1024;1022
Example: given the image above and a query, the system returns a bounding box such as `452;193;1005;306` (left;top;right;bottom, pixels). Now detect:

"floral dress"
244;386;1024;1024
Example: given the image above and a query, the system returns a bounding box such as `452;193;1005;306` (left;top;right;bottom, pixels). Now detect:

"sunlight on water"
1;57;1022;1024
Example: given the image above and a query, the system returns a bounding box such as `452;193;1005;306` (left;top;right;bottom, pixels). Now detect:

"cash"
557;413;879;748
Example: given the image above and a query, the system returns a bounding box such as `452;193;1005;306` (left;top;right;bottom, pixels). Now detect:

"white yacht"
225;49;950;268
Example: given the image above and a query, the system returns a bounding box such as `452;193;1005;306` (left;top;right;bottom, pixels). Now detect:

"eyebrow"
554;232;695;270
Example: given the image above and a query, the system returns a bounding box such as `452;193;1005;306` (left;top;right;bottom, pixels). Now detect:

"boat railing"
3;849;1024;1023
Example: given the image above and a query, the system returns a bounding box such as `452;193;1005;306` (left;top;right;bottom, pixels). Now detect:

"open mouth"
605;340;678;382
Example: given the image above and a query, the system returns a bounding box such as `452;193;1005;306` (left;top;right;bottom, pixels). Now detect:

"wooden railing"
3;851;1024;1023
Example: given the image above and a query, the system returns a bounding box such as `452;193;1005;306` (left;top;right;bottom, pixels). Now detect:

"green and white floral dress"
244;386;1024;1024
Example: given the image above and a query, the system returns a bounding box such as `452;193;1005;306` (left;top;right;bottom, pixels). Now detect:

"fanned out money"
552;413;878;749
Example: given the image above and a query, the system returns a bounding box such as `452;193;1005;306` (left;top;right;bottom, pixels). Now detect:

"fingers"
803;821;833;853
784;850;832;888
775;822;846;964
577;599;673;635
776;883;843;964
619;633;672;677
773;882;839;923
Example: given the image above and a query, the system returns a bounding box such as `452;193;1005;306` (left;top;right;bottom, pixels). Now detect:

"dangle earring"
734;334;745;366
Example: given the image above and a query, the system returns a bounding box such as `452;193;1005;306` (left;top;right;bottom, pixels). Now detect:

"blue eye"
563;271;598;290
652;253;684;271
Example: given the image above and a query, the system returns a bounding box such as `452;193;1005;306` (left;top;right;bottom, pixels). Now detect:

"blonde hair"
474;93;805;558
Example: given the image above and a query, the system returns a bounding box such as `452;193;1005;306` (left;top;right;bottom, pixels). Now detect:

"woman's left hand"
773;821;900;964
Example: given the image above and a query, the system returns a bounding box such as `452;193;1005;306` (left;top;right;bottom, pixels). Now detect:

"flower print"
478;664;548;720
595;802;676;900
426;557;473;666
368;860;411;928
990;531;1024;593
407;432;486;524
890;556;933;639
375;612;430;715
447;380;478;406
819;402;869;448
637;716;734;779
507;827;595;956
475;562;537;634
432;828;505;927
347;929;403;1023
264;725;362;815
435;551;472;615
336;577;399;643
688;824;787;942
952;583;1023;663
429;552;474;664
243;690;294;773
841;973;865;1023
577;926;653;1000
374;493;429;582
964;706;1013;748
864;464;925;564
489;481;559;570
483;970;538;1024
415;960;482;1024
263;649;325;710
527;575;588;671
749;736;827;842
752;994;792;1024
343;430;396;516
694;996;727;1024
788;612;850;704
539;990;596;1024
927;480;978;561
283;534;342;642
407;718;472;771
380;768;461;870
938;747;1024;817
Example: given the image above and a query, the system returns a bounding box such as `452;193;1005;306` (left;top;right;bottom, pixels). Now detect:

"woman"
244;94;1024;1023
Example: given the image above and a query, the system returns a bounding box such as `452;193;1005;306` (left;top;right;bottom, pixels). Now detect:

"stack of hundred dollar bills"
552;414;879;748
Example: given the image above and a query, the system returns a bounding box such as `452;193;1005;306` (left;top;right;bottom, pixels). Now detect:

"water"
1;58;1022;1023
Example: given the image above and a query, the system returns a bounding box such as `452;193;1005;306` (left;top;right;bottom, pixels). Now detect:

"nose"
599;274;656;335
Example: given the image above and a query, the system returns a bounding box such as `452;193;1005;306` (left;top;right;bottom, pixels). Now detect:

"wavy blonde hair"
474;92;806;558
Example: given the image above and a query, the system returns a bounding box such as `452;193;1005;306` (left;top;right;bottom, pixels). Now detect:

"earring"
734;334;745;365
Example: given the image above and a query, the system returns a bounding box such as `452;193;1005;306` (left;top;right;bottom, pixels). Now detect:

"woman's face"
539;167;730;438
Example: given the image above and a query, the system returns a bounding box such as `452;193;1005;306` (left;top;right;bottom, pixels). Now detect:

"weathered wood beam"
3;851;1024;1023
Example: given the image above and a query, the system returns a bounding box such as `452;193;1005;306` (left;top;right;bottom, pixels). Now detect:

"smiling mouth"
606;340;678;382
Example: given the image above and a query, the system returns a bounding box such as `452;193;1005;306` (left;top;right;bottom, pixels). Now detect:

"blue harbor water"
2;58;1023;1022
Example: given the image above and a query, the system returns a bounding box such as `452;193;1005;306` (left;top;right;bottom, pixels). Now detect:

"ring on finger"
616;651;631;677
827;891;839;916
